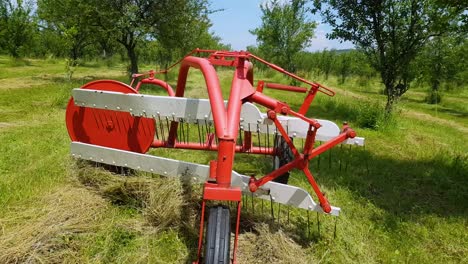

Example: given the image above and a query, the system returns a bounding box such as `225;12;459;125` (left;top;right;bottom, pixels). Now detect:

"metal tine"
186;121;190;143
238;124;243;146
205;119;209;137
328;147;332;169
180;119;185;144
165;116;170;141
266;124;270;151
339;143;343;171
287;206;290;225
158;114;165;141
154;118;159;140
247;123;251;154
178;118;182;143
256;124;261;153
277;204;281;224
201;120;205;146
345;145;352;171
270;194;275;221
251;192;254;212
317;142;321;170
317;212;321;237
307;210;310;239
197;120;202;145
334;217;338;239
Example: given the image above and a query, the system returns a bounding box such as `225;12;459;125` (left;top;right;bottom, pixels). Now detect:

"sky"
208;0;354;51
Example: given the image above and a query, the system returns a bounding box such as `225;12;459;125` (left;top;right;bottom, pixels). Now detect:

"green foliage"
314;0;466;113
0;0;35;58
415;35;468;101
251;0;316;72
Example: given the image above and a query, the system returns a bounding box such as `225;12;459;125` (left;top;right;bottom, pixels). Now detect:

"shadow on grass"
316;147;468;220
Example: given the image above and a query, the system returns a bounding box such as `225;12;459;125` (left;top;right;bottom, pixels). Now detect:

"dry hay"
0;187;107;263
235;223;315;264
74;162;191;230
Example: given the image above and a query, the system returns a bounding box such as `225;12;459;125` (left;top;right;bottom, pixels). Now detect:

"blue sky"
208;0;354;51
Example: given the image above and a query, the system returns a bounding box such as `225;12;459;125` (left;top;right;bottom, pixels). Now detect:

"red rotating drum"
65;80;155;153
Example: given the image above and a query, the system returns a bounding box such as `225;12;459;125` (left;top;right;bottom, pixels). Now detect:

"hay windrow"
236;223;315;264
0;187;107;263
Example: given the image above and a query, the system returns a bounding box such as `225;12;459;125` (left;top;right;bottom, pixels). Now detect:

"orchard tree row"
0;0;229;75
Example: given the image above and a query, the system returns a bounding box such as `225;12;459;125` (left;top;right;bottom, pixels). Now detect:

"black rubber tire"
204;205;231;264
272;135;294;184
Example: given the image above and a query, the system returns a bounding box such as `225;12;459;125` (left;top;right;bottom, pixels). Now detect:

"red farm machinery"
65;49;365;263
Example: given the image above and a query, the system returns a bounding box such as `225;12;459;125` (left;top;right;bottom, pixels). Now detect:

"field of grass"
0;55;466;263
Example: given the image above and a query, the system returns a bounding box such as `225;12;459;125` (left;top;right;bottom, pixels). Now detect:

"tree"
154;0;221;69
318;49;336;80
93;0;215;76
314;0;466;113
0;0;35;58
250;0;316;72
416;35;467;103
38;0;96;78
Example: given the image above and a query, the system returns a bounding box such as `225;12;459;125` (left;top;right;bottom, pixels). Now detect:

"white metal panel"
72;89;364;145
70;142;340;215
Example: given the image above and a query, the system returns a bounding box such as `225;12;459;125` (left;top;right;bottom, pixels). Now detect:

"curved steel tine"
277;204;281;224
256;124;261;153
197;120;202;145
165;116;170;141
317;142;321;170
158;114;165;141
339;143;343;172
345;145;351;171
317;212;321;237
154;119;159;140
270;194;275;221
266;124;271;153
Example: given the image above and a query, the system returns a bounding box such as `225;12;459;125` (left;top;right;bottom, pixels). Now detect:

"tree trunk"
385;84;395;114
126;45;138;76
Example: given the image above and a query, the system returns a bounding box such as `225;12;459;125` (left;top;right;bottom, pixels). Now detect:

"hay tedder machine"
66;49;364;263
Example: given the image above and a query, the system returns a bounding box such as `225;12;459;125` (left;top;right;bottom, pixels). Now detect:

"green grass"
0;55;466;263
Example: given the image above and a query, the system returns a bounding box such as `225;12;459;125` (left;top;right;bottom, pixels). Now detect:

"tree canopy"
313;0;466;112
251;0;316;72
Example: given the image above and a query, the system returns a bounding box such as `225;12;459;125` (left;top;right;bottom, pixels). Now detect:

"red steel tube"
249;158;302;192
134;78;175;96
303;167;331;213
226;59;253;137
308;129;354;160
175;56;227;138
265;82;308;93
151;140;274;155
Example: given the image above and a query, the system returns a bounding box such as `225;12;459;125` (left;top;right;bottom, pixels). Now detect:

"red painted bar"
134;78;175;96
151;140;275;155
265;82;308;93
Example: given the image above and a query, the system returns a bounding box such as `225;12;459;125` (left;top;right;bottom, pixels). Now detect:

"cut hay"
236;223;315;263
0;187;107;263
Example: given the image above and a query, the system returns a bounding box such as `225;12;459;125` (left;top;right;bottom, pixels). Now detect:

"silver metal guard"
71;142;341;216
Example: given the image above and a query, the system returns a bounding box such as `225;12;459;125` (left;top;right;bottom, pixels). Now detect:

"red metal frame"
129;50;356;263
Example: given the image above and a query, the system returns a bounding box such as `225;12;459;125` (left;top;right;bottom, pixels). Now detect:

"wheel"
272;135;294;184
204;205;231;264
